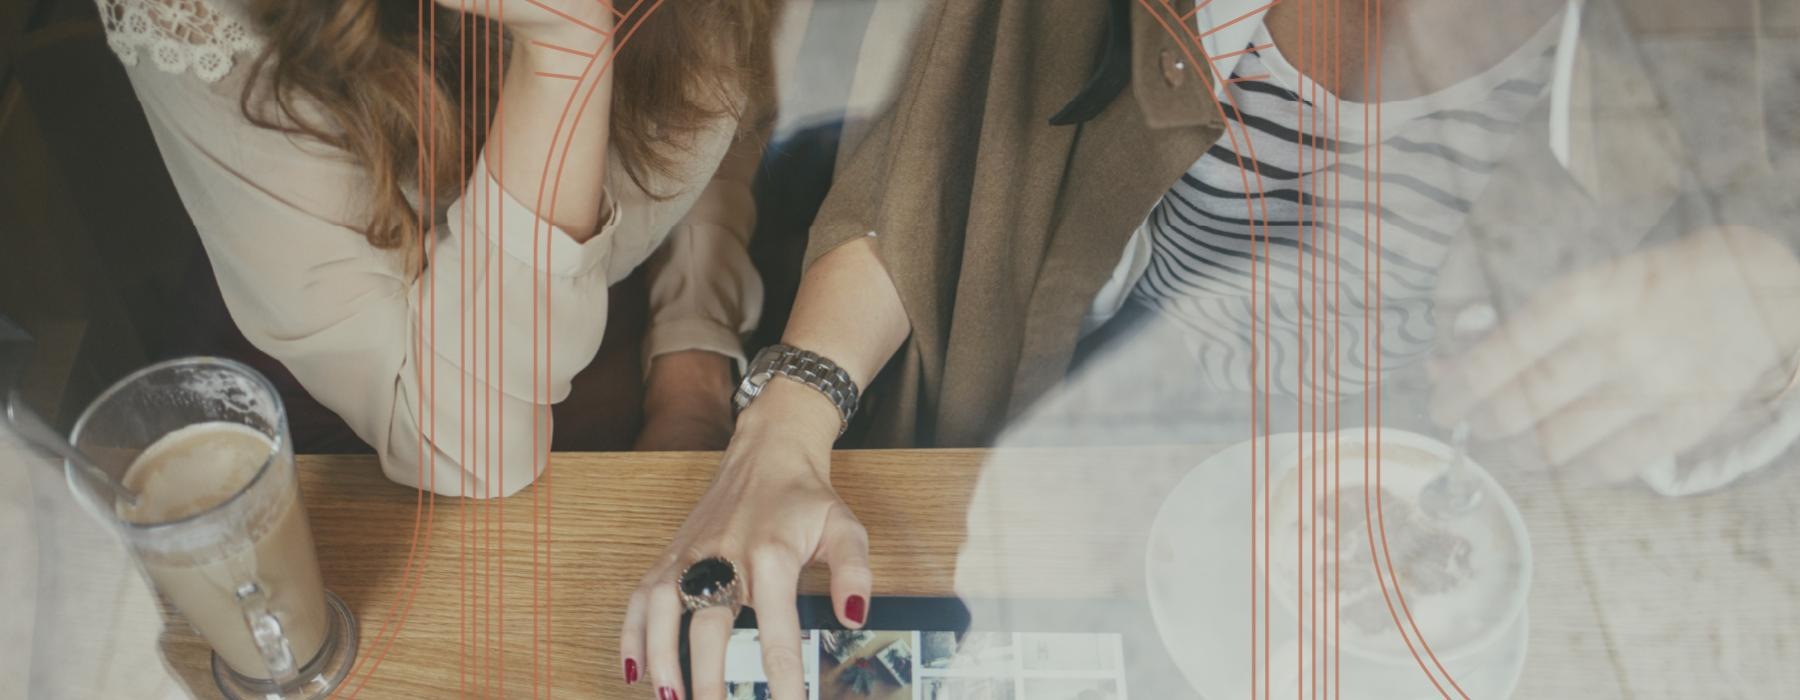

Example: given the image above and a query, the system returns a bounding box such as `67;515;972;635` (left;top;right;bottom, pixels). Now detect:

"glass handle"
235;581;298;682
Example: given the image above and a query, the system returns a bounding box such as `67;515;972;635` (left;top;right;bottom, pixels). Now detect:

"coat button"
1160;49;1188;88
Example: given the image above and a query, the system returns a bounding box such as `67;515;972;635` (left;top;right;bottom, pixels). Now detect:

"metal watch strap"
733;344;859;435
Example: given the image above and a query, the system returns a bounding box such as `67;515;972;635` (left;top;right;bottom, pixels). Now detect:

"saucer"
1144;433;1530;699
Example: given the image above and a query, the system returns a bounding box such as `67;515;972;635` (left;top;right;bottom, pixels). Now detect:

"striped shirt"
1122;16;1561;398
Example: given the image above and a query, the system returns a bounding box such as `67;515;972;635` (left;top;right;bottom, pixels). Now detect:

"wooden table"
158;449;1005;699
150;447;1800;699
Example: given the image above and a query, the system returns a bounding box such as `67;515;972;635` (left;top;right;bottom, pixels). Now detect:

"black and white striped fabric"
1127;19;1559;398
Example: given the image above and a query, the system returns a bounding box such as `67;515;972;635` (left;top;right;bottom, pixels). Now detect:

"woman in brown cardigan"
621;1;1800;696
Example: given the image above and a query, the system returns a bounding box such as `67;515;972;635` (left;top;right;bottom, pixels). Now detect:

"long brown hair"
240;0;778;250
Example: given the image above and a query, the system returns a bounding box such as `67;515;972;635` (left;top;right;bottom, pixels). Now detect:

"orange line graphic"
1324;2;1339;694
531;0;545;690
1182;0;1219;23
1144;3;1282;696
483;5;499;695
527;5;669;690
529;39;597;58
1200;0;1282;39
1358;0;1372;695
1308;4;1322;695
1358;0;1460;694
1367;0;1467;692
341;2;445;696
1212;42;1277;62
525;0;609;35
1150;3;1482;697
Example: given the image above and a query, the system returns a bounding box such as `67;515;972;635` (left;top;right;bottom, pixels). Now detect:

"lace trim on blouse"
97;0;261;83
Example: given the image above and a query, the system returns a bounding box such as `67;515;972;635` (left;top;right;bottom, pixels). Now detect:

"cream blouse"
102;0;762;497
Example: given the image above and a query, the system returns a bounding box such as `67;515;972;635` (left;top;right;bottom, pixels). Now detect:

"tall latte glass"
67;358;357;699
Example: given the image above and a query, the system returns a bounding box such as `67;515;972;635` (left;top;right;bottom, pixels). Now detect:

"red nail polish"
659;687;678;700
624;659;638;685
845;595;867;625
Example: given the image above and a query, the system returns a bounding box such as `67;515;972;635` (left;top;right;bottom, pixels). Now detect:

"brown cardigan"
806;0;1773;448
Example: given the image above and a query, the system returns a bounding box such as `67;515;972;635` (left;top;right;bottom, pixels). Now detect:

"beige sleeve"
125;68;616;498
640;125;766;372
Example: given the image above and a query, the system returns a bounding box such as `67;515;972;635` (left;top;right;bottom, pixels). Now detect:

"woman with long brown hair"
100;0;779;497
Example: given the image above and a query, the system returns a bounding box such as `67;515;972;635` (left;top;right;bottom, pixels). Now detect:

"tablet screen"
722;628;1130;700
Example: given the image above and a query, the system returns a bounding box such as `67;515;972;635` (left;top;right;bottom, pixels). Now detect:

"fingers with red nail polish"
845;594;867;626
823;506;872;630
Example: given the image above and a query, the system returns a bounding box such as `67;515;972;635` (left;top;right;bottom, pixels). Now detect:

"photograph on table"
821;629;876;664
1017;633;1121;673
1020;678;1120;700
922;677;1017;700
875;637;914;684
818;631;916;700
921;631;1015;674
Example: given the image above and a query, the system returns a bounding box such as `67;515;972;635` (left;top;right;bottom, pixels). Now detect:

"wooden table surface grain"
160;449;1015;699
148;446;1800;699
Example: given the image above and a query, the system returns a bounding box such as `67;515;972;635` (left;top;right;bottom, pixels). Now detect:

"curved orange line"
529;1;665;691
1147;2;1473;697
340;0;670;696
1359;0;1469;692
338;2;447;696
1138;1;1281;695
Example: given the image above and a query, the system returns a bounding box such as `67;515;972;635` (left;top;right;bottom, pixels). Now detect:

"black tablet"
682;596;1194;700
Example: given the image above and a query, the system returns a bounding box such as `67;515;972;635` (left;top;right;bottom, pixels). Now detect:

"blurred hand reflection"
1432;225;1800;484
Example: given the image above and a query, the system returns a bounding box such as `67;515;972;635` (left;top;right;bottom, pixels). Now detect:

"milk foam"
1272;442;1523;659
119;422;272;524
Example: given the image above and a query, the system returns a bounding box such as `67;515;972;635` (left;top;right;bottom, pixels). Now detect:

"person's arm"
735;236;910;445
617;235;907;700
123;3;619;498
622;0;982;692
634;110;770;451
1432;7;1800;493
482;17;613;238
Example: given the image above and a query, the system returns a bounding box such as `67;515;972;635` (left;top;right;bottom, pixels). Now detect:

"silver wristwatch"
733;344;859;435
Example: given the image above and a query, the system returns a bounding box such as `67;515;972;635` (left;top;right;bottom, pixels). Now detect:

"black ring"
677;556;741;611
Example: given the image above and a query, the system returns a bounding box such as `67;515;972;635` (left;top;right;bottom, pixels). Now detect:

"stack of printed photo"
725;628;1128;700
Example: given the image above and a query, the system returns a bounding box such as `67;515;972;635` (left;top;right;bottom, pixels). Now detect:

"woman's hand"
625;237;907;697
1432;226;1800;483
636;350;736;452
622;381;871;700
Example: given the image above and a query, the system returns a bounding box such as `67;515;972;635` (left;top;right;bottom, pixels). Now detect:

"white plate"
1144;433;1529;699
